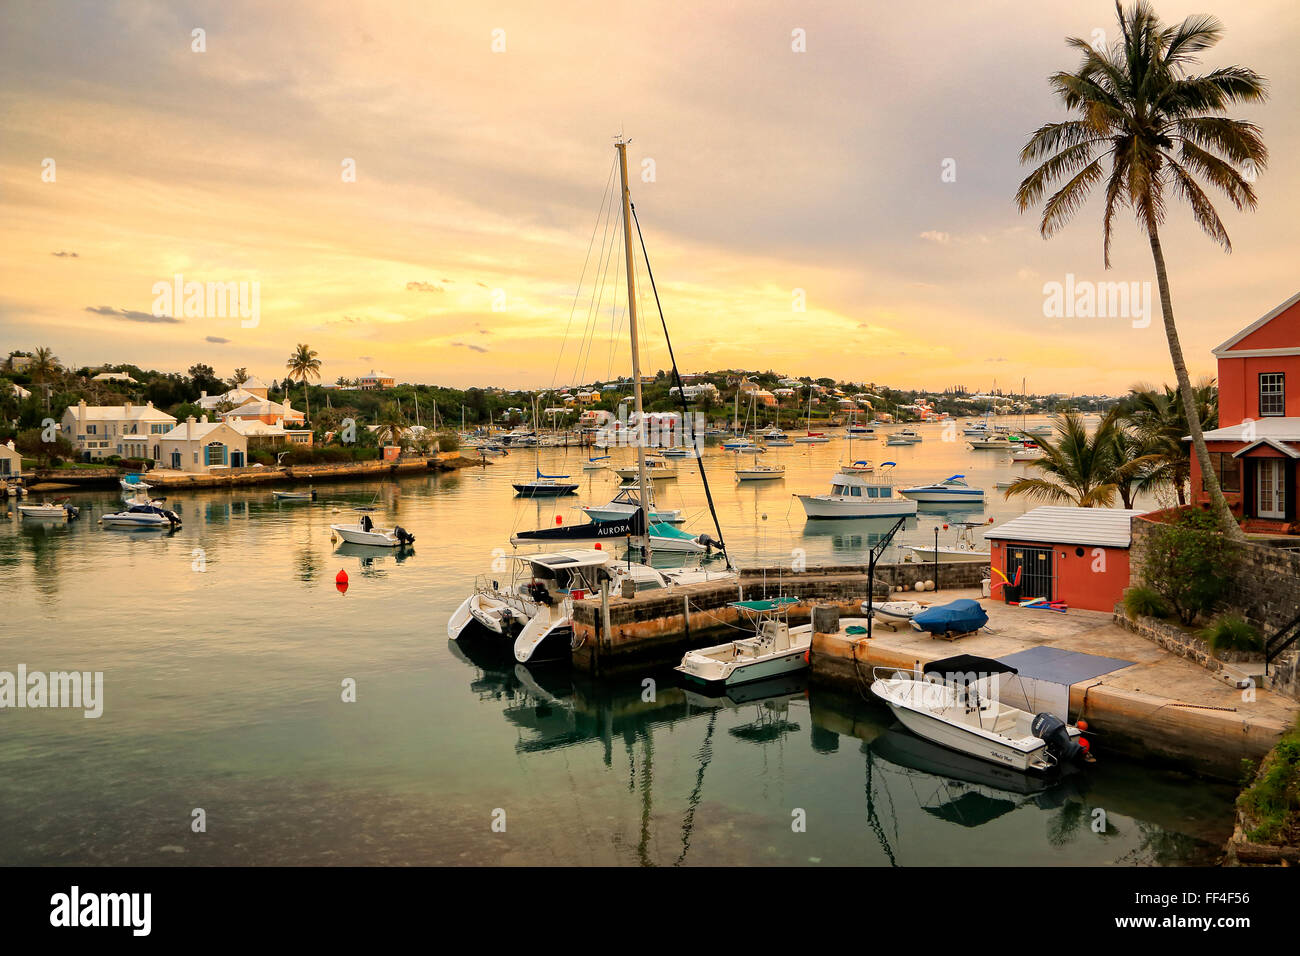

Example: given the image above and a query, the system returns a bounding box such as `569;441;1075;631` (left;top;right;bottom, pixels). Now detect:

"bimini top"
521;549;612;569
730;597;801;612
922;654;1018;677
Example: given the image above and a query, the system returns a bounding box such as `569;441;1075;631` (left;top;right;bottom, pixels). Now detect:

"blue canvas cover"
911;599;988;636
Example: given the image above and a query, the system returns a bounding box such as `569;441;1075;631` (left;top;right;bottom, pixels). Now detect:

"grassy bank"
1237;714;1300;847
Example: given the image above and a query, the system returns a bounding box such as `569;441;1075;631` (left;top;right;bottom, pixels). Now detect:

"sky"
1;0;1296;395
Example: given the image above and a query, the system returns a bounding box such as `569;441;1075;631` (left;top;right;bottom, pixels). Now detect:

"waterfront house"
61;400;178;461
985;506;1142;611
357;369;394;390
1190;290;1300;533
218;396;306;429
155;416;249;472
0;441;23;479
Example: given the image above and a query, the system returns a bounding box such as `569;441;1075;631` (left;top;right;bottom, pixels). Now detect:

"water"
0;420;1232;865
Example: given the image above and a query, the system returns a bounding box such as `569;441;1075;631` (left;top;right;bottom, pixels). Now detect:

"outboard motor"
164;508;182;527
394;525;415;546
697;534;722;553
1032;712;1085;765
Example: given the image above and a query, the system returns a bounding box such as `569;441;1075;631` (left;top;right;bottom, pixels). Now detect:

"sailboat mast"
616;139;651;557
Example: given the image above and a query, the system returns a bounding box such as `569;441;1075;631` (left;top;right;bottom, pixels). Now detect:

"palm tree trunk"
302;380;310;423
1146;226;1243;540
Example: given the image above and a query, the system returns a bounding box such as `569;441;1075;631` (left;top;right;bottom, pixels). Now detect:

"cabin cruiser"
448;549;736;663
578;485;683;524
884;433;917;446
899;474;985;504
100;501;182;528
1011;443;1043;462
968;435;1015;450
329;512;414;547
905;521;991;562
795;463;918;519
871;655;1093;773
612;456;677;480
735;459;785;481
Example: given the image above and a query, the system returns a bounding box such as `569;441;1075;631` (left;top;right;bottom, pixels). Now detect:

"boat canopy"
922;653;1017;676
729;597;801;611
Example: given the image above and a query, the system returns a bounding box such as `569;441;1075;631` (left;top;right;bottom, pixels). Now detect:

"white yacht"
100;502;182;529
578;486;683;524
612;456;677;480
899;474;986;504
795;463;918;519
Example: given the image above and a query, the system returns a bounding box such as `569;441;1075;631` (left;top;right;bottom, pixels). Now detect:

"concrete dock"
812;588;1296;780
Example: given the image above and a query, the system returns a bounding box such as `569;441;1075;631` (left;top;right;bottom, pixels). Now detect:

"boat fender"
1031;712;1084;764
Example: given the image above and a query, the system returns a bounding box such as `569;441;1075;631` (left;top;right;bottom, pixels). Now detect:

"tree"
1004;408;1130;506
29;347;60;384
285;344;322;423
231;367;250;387
1141;510;1239;625
1015;1;1265;540
1120;380;1218;505
374;405;408;449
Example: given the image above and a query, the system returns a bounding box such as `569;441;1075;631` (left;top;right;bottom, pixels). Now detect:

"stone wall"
1130;514;1300;699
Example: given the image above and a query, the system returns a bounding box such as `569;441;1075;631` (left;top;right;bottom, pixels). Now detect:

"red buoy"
555;515;563;525
1076;719;1089;732
1078;737;1091;752
594;543;601;550
335;569;349;594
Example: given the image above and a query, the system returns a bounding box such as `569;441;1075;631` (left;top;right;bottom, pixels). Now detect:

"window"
1260;373;1285;416
205;443;227;466
1204;452;1241;493
85;424;97;435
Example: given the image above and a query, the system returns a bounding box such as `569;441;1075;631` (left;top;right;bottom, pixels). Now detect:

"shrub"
1140;511;1239;626
1237;721;1300;845
1123;585;1169;620
436;430;460;453
1199;615;1262;655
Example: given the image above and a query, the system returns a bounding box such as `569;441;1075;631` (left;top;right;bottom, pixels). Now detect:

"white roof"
161;420;240;441
219;398;303;420
985;506;1142;548
69;403;175;423
226;419;287;437
1192;418;1300;443
520;549;612;569
199;387;261;409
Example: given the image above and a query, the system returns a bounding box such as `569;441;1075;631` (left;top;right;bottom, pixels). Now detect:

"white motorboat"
100;502;181;528
329;513;415;547
968;436;1015;450
884;433;916;446
838;460;875;474
871;656;1093;773
612;456;677;480
676;599;839;688
18;500;79;520
1024;424;1054;436
1011;444;1043;462
896;428;922;442
963;422;993;437
899;474;986;504
578;485;683;524
906;522;991;562
119;473;151;493
795;463;918;519
994;479;1019;490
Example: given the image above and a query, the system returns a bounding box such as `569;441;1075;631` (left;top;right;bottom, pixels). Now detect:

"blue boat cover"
911;599;988;636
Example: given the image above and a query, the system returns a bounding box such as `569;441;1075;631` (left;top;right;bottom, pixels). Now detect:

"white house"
1;441;22;479
197;374;272;412
668;383;719;401
61;400;178;461
155;416;250;472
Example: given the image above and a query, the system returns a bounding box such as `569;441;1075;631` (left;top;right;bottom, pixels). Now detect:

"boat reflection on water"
800;516;917;559
333;541;415;572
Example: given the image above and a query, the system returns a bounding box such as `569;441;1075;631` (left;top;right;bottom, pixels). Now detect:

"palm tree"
1015;1;1265;540
1005;408;1126;507
1121;380;1218;504
284;344;322;422
29;347;59;384
374;406;408;450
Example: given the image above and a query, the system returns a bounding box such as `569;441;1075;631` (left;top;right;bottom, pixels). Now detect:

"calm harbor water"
0;419;1233;865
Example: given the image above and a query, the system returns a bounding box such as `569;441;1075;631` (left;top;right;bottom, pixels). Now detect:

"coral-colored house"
1191;290;1300;532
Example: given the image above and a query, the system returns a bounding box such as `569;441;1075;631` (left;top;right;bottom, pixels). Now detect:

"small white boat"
18;500;78;520
100;503;181;528
994;478;1020;490
722;438;762;452
676;599;820;687
860;600;925;626
839;460;875;475
871;656;1093;773
330;514;415;547
735;460;785;481
793;432;831;444
899;474;985;504
795;463;918;519
968;436;1015;450
582;455;610;470
884;433;916;446
1011;444;1043;462
1024;424;1053;436
119;473;152;493
896;428;922;442
612;456;678;480
273;489;316;501
906;522;991;562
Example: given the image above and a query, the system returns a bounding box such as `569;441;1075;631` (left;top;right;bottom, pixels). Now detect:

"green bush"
1123;585;1170;620
1140;510;1240;626
1237;723;1300;845
1199;615;1262;655
436;431;460;453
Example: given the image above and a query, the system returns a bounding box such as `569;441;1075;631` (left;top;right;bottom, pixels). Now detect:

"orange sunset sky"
1;0;1296;394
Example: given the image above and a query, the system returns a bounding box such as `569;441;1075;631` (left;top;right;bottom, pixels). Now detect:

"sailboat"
513;467;580;497
794;387;830;443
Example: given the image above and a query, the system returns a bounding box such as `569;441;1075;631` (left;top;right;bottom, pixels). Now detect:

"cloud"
405;281;444;293
451;341;488;353
918;231;951;244
205;336;230;344
85;305;180;324
51;251;79;258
